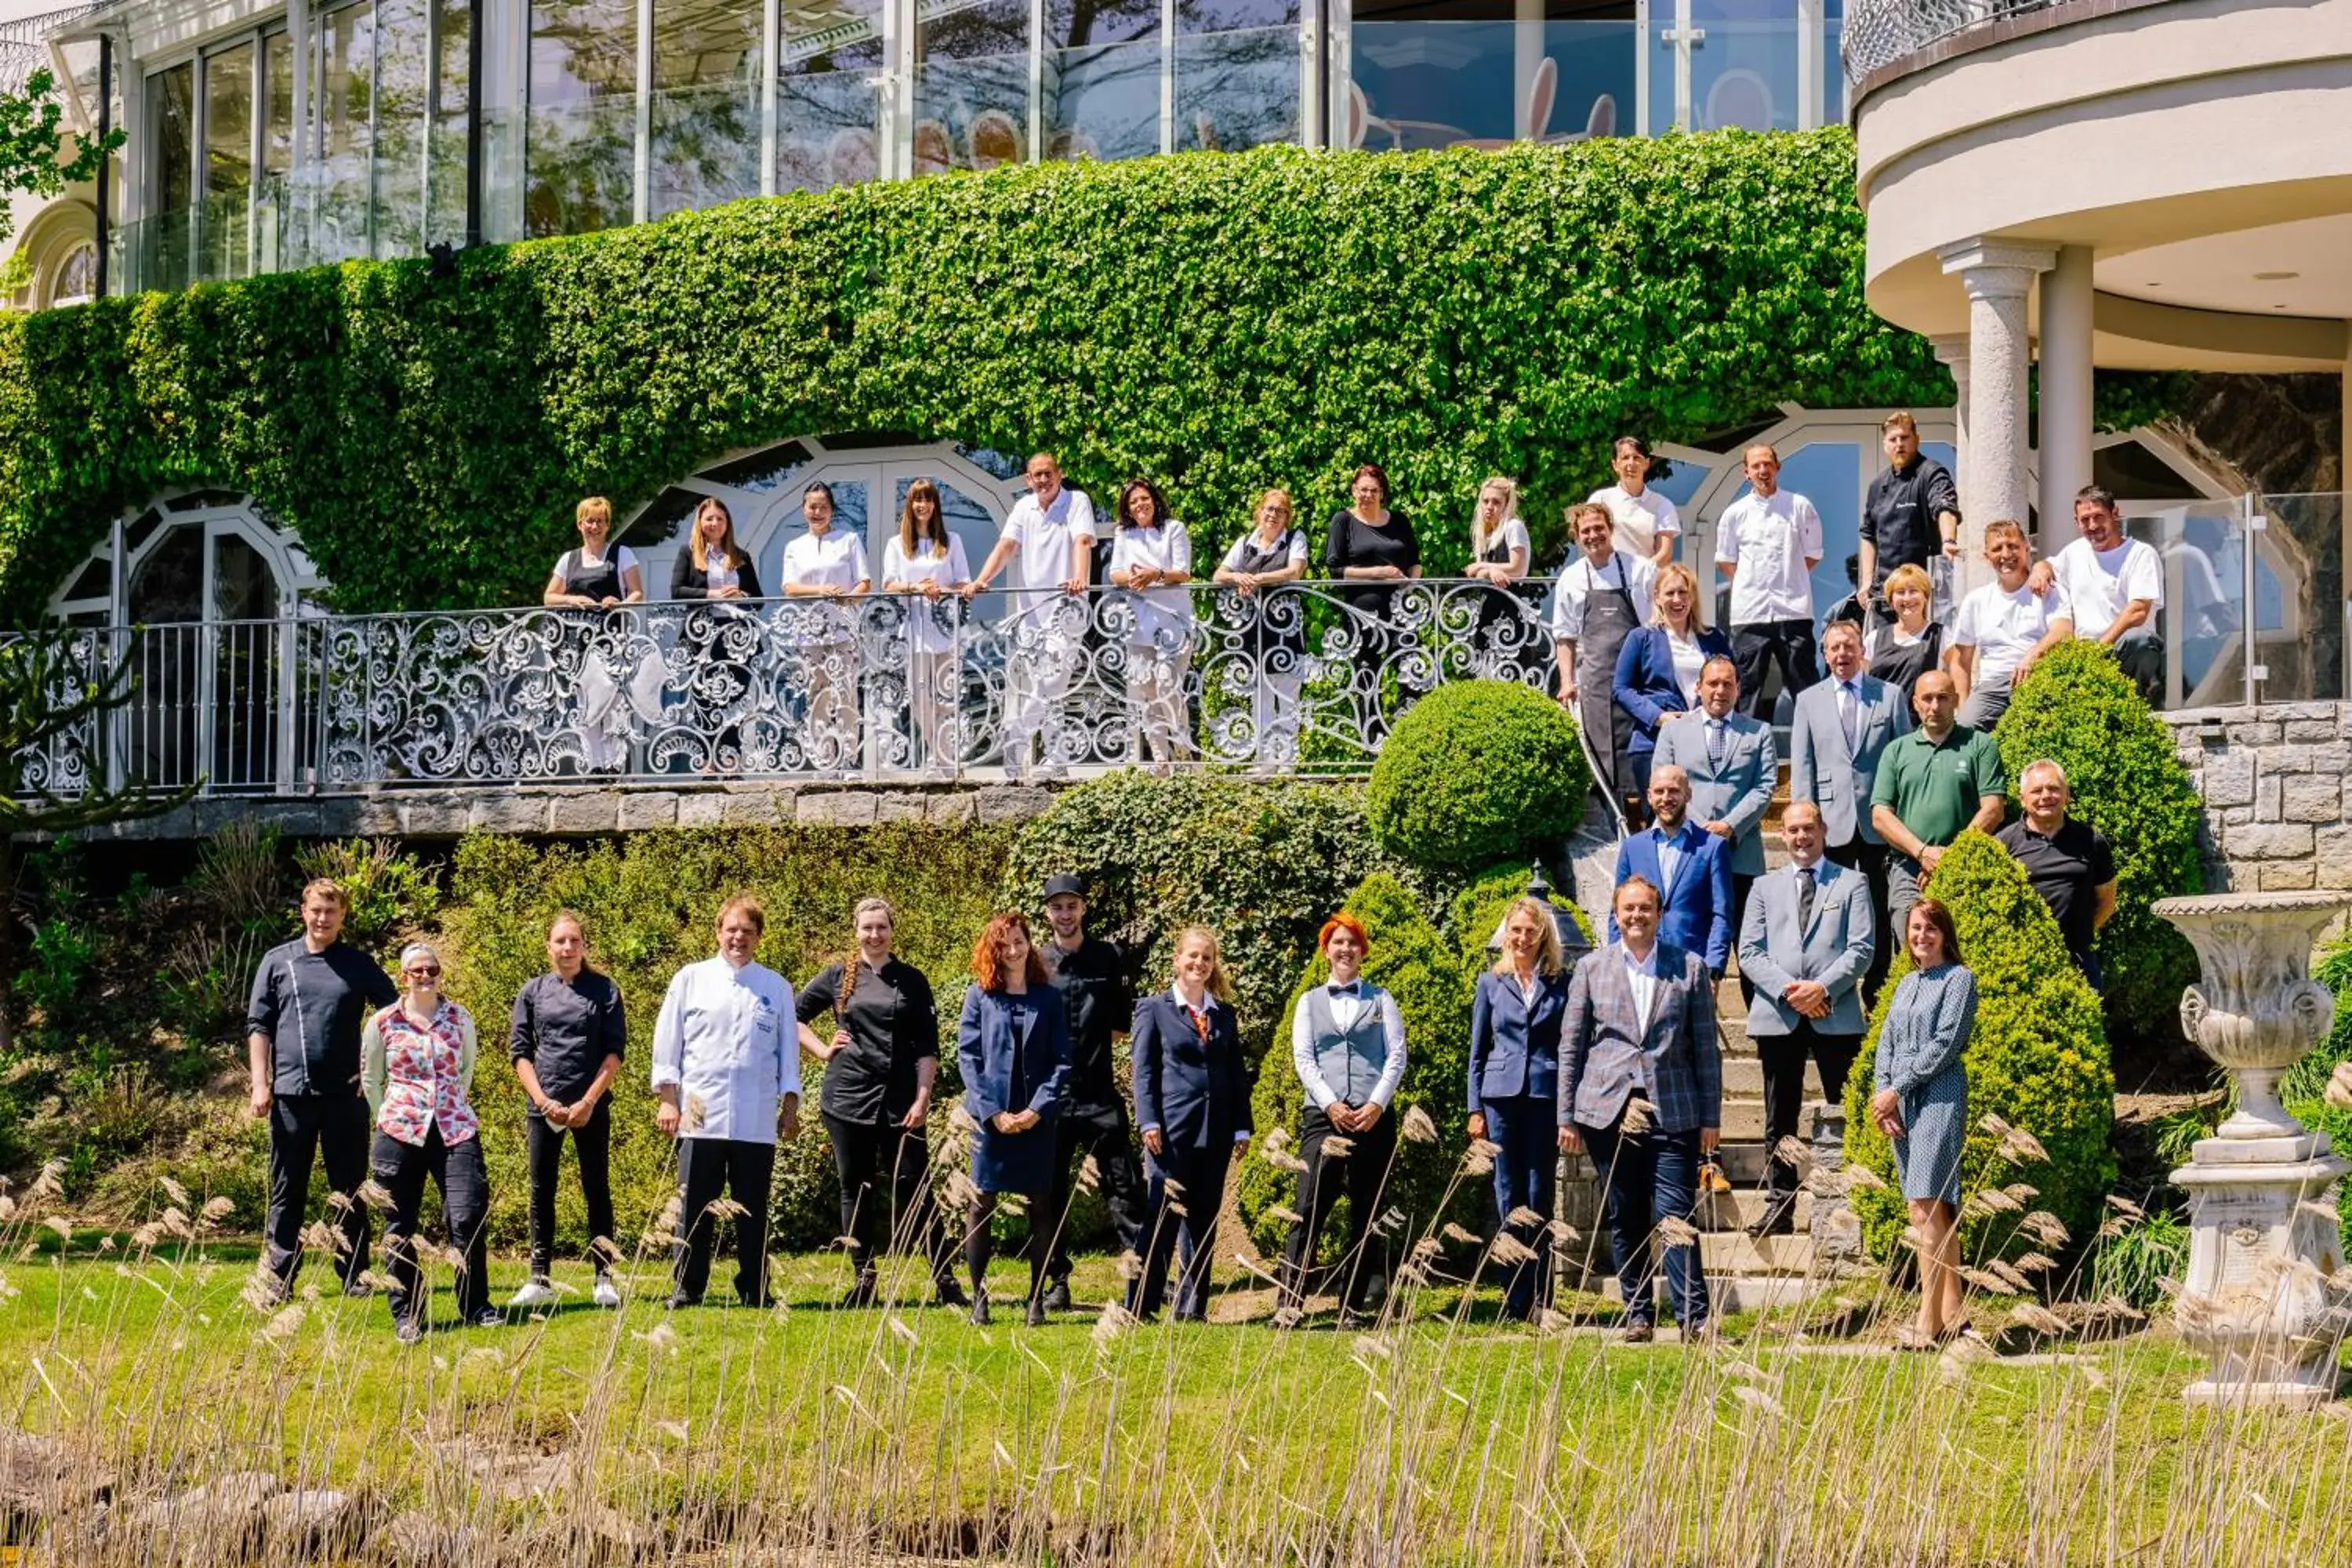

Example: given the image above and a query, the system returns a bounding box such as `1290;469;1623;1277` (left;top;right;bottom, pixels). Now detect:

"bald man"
1869;670;2006;938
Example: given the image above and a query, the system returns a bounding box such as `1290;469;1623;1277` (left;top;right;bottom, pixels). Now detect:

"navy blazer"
1468;967;1570;1119
1613;625;1735;755
1131;991;1253;1151
1612;822;1734;975
956;985;1070;1126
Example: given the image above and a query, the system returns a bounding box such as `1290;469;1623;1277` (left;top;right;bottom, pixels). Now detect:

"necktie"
1839;681;1860;751
1190;1006;1210;1044
1798;865;1817;931
1708;719;1726;771
1328;983;1359;998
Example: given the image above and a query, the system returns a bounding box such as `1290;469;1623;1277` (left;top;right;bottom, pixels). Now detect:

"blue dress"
1872;963;1976;1206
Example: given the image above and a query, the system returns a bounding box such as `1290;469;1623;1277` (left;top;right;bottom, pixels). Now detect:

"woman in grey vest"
1272;912;1409;1330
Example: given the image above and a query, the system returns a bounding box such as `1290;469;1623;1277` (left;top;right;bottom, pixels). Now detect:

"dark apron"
1868;621;1944;702
1574;554;1642;811
1475;533;1544;681
560;549;624;603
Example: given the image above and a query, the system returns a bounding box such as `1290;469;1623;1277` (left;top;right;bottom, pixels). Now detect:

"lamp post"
1484;862;1594;963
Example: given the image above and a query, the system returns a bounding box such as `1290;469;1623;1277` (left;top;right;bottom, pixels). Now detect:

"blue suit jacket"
1468;967;1570;1119
1612;823;1733;975
956;986;1070;1126
1131;993;1253;1151
1613;625;1736;755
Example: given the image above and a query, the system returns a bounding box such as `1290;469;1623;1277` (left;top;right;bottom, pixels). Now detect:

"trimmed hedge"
1993;639;2204;1047
1842;830;2117;1263
0;132;1965;618
1367;681;1592;877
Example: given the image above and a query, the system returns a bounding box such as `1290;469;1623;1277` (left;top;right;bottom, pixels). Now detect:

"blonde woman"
1865;562;1944;701
362;941;492;1341
1464;476;1540;680
1211;488;1311;770
1467;898;1569;1323
1128;925;1250;1322
670;497;761;601
881;480;972;775
779;481;870;775
1611;562;1734;807
546;496;645;773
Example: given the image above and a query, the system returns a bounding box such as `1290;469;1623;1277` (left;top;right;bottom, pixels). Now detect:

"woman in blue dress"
957;911;1070;1327
1867;896;1977;1349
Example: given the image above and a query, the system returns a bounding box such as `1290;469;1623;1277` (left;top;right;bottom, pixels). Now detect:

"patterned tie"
1798;865;1817;931
1708;718;1726;771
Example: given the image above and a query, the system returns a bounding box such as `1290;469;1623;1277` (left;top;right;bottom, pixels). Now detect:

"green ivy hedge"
0;132;1972;619
1367;681;1592;877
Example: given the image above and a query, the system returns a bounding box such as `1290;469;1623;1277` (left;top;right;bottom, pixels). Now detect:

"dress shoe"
666;1292;701;1311
1040;1278;1073;1313
1746;1207;1796;1240
968;1289;992;1327
1620;1322;1655;1345
933;1277;970;1308
1172;1308;1207;1324
1026;1297;1048;1328
841;1273;879;1309
394;1316;424;1345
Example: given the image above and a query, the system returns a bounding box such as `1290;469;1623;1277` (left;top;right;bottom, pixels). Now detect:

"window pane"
1175;0;1298;153
528;0;637;237
316;2;376;263
374;0;431;258
1690;0;1800;132
264;34;296;177
149;62;194;213
428;0;471;246
202;44;252;278
914;0;1029;174
652;0;764;216
1348;18;1513;147
779;0;883;193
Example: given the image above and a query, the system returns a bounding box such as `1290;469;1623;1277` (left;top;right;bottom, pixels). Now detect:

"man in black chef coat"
1036;873;1147;1312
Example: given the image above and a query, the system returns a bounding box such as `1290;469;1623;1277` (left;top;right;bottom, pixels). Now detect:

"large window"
1044;0;1161;162
372;0;431;258
1177;0;1301;153
527;0;638;236
779;0;885;191
914;0;1032;173
316;2;377;261
652;0;764;216
201;45;255;279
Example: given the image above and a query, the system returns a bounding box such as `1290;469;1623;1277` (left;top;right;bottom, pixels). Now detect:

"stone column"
1940;239;2056;597
2038;245;2096;550
2154;891;2352;1407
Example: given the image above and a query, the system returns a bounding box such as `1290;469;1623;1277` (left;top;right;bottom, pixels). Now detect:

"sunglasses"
405;965;441;978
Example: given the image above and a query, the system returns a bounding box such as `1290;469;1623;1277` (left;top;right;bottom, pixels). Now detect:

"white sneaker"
508;1278;557;1309
592;1275;622;1309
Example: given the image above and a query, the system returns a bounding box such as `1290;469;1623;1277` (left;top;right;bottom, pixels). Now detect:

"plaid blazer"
1559;940;1721;1135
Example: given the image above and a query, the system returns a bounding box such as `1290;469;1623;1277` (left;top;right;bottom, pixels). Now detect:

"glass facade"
114;0;1840;294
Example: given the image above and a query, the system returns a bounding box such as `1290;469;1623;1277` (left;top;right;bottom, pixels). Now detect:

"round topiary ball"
1366;681;1591;878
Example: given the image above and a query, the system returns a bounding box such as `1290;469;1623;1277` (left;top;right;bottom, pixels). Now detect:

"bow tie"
1327;983;1360;998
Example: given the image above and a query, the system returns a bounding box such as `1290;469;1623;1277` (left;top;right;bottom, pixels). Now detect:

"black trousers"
265;1093;372;1289
1044;1102;1148;1285
372;1125;491;1324
1757;1022;1861;1204
965;1186;1051;1305
526;1102;615;1278
673;1136;775;1305
822;1109;955;1288
1730;872;1758;1006
1277;1105;1399;1314
1823;836;1893;1003
1130;1139;1234;1320
1582;1116;1708;1330
1731;619;1820;721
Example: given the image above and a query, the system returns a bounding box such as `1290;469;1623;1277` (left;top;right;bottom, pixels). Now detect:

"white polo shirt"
1550;550;1657;641
1715;489;1823;626
1590;485;1682;561
2049;535;2162;640
1000;486;1097;628
1953;579;2071;686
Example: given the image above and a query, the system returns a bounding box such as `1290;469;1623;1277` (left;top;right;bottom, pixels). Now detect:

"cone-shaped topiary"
1842;829;2117;1264
1366;681;1592;878
1236;871;1477;1257
1993;637;2203;1047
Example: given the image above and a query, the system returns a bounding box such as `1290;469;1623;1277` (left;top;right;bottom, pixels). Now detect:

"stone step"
1701;1229;1818;1276
1719;1056;1827;1100
1599;1272;1838;1316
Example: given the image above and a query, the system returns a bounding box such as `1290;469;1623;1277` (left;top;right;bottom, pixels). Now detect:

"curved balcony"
1839;0;2081;94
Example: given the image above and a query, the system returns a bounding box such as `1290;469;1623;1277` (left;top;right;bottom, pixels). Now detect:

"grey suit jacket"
1788;675;1911;847
1559;941;1720;1134
1653;711;1777;876
1737;858;1875;1037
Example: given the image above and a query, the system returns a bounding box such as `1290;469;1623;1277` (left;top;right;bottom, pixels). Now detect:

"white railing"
1840;0;2071;85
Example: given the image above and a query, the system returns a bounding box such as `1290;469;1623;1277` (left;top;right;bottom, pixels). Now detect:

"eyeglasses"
406;966;441;978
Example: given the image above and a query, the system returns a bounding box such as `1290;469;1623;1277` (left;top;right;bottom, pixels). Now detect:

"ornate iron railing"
51;581;1567;795
1840;0;2070;87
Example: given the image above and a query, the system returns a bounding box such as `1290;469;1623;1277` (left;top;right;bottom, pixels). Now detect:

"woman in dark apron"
1552;502;1651;829
1864;561;1945;702
1210;488;1312;770
540;496;647;772
1464;477;1543;684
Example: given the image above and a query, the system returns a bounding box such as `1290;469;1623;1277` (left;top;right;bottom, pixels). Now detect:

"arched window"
45;241;97;308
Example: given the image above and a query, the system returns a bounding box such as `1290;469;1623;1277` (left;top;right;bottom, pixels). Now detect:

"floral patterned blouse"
361;1000;481;1147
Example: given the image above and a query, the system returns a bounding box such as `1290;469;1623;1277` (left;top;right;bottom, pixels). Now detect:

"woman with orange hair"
1272;912;1408;1329
1127;926;1250;1323
956;912;1070;1326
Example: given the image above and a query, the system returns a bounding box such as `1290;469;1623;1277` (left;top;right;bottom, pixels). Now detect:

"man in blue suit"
1612;764;1733;978
1737;802;1874;1236
1651;657;1777;973
1789;619;1910;1000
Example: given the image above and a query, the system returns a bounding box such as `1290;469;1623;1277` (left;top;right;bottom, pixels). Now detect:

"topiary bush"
1235;871;1476;1258
1842;829;2118;1265
2283;938;2352;1232
1994;637;2203;1051
1366;681;1592;878
999;771;1410;1054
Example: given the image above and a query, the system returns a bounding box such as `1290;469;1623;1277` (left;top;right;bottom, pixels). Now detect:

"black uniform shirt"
245;939;398;1098
1041;935;1133;1112
510;968;628;1108
796;956;938;1123
1996;816;2117;960
1861;456;1962;597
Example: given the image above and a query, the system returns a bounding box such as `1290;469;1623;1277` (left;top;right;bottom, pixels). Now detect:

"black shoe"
1172;1308;1207;1324
968;1289;992;1327
738;1292;774;1310
1040;1279;1073;1313
395;1316;424;1345
469;1307;503;1328
1026;1297;1048;1328
1337;1308;1370;1331
666;1293;701;1311
933;1278;970;1309
342;1279;376;1301
1621;1322;1655;1345
841;1274;879;1309
1746;1203;1796;1240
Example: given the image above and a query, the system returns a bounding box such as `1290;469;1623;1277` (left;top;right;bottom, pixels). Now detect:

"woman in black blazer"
670;497;764;601
1127;925;1251;1323
1612;562;1733;808
1466;898;1570;1323
670;498;763;771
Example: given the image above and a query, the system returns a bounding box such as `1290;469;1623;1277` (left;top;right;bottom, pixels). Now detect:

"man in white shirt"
652;895;800;1308
1946;518;2074;730
1714;443;1824;720
968;452;1096;781
2031;485;2164;704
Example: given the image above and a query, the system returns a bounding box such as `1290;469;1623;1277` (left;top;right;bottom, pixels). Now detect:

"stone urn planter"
2154;891;2352;1407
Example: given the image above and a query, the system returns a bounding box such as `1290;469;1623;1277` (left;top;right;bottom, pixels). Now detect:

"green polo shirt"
1871;724;2005;858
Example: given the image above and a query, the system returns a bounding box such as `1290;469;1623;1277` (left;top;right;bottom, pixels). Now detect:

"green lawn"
0;1243;2343;1565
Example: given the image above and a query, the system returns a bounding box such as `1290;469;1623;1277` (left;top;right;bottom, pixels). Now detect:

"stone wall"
2166;702;2352;891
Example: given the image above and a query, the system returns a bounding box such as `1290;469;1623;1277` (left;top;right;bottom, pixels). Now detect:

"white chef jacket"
1589;485;1682;561
1551;550;1658;641
883;535;971;655
779;528;870;646
652;955;800;1144
1715;489;1824;626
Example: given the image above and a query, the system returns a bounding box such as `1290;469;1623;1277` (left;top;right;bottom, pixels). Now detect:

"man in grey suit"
1559;877;1720;1344
1652;655;1777;993
1737;802;1875;1236
1789;619;1910;1000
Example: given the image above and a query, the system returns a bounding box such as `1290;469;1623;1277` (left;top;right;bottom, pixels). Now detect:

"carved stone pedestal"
2155;892;2352;1408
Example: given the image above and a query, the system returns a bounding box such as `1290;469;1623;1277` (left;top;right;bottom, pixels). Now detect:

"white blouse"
1590;485;1682;561
651;956;800;1145
883;535;972;655
1109;521;1195;650
1666;629;1708;705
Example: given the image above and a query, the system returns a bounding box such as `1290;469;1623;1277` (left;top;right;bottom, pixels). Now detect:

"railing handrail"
1840;0;2076;89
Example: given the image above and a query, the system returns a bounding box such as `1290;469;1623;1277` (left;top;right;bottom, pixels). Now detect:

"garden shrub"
1994;638;2203;1047
1367;681;1592;879
1000;771;1408;1054
293;837;443;950
2283;938;2352;1231
1236;872;1475;1258
1842;830;2117;1264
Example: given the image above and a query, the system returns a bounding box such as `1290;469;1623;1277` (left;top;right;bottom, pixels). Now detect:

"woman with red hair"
956;912;1070;1326
1273;911;1409;1330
